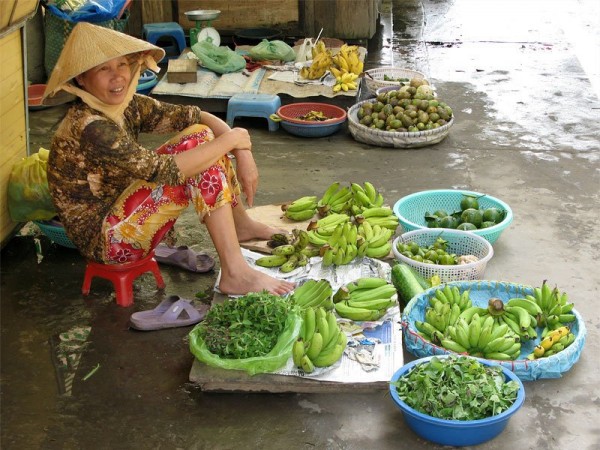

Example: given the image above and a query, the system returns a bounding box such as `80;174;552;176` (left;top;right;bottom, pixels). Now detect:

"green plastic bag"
249;39;296;62
188;309;302;376
191;40;246;74
8;148;57;222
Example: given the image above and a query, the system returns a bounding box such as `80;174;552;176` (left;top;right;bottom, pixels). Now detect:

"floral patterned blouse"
47;94;202;261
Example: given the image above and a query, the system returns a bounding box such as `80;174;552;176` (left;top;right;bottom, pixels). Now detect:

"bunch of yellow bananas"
310;40;327;59
300;47;333;80
332;72;359;92
331;44;364;76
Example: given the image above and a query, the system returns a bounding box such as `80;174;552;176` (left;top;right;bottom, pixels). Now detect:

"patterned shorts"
101;124;240;264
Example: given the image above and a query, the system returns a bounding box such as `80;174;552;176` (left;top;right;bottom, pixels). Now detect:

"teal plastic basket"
393;189;513;244
34;221;77;249
401;280;586;381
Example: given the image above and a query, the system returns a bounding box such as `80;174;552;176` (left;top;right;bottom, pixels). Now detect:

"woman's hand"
231;150;259;207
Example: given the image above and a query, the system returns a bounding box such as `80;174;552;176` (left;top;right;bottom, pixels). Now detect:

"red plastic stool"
82;252;165;307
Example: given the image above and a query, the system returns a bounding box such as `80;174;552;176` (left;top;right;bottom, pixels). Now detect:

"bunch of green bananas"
486;296;543;341
306;213;351;246
300;49;333;80
282;196;318;221
320;222;361;267
291;279;333;310
255;229;311;273
348;182;385;215
292;306;347;373
527;326;576;359
356;220;394;259
333;277;397;321
316;182;354;216
529;280;576;332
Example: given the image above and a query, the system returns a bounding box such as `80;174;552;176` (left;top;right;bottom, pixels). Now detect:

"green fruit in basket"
439;215;459;229
460;194;480;211
461;208;483;228
480;221;496;229
457;222;477;231
483;207;505;224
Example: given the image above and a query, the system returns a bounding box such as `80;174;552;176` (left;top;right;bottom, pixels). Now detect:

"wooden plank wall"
0;0;38;31
301;0;379;39
0;29;26;242
176;0;299;32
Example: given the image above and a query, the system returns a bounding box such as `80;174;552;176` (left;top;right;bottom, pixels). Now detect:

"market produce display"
411;282;578;361
282;195;318;221
425;193;507;231
333;277;397;321
197;292;293;359
300;42;363;93
256;229;312;272
355;78;453;133
392;355;521;421
292;306;347;372
395;235;478;266
291;279;334;310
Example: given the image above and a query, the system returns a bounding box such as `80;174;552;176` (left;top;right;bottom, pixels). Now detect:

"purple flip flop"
154;244;215;273
129;296;209;331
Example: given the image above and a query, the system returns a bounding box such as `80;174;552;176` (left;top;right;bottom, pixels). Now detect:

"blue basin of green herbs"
389;355;525;447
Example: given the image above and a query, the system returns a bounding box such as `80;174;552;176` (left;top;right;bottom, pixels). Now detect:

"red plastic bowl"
276;102;347;125
28;84;46;106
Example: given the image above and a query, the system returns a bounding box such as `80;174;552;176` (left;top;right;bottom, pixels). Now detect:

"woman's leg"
231;202;286;242
203;204;294;296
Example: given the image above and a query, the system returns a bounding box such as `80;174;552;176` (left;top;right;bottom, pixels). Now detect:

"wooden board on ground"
241;203;314;254
188;359;387;393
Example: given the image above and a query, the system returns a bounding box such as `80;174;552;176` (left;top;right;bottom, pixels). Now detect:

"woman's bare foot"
218;265;295;296
236;218;286;242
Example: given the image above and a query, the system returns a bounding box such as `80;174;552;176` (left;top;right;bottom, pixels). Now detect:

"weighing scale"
185;9;221;47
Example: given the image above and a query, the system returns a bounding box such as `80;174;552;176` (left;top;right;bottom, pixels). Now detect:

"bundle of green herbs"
392;355;520;420
198;291;293;359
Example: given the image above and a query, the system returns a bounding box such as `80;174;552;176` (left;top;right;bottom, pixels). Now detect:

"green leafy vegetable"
392;355;520;421
197;291;293;359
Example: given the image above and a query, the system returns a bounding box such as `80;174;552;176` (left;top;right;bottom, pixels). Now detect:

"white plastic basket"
363;67;426;95
392;229;493;283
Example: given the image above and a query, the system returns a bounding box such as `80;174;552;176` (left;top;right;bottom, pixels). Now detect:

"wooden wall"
0;29;27;243
301;0;379;39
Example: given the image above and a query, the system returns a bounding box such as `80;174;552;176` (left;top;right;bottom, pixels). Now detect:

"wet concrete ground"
2;0;600;448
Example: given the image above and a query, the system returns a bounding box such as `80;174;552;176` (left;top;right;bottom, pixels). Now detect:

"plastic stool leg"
267;117;280;132
115;275;134;307
150;264;166;289
82;267;93;295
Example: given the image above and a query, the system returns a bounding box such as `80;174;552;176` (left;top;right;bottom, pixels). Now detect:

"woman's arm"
173;127;252;178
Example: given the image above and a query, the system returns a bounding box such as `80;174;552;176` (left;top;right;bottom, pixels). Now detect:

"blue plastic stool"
142;23;187;61
226;93;281;131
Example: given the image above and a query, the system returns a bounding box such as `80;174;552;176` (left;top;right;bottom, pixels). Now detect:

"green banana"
284;196;318;212
324;311;339;346
312;332;347;367
319;182;341;206
506;297;542;315
300;354;315;373
365;241;392;259
483;352;512;361
348;284;396;302
468;313;482;348
360;206;393;219
255;254;288;268
505;305;531;331
354;277;389;290
272;244;296;256
280;255;299;273
285;208;316;221
363;181;377;203
441;338;468;354
334;301;381;321
306;332;324;360
292;339;306;367
292;279;318;305
303;307;316;342
367;227;393;248
348;297;395;310
315;213;350;229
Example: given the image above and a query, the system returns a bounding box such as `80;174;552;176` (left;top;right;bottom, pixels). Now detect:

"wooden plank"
189;359;387;393
177;0;298;32
141;0;173;24
0;0;38;33
303;0;378;39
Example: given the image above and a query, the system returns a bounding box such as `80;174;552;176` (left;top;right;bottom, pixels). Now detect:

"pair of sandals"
130;246;215;331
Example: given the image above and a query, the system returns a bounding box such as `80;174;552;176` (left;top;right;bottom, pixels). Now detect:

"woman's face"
75;56;131;105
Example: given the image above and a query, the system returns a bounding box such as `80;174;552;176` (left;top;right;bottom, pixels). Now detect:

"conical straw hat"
43;22;165;103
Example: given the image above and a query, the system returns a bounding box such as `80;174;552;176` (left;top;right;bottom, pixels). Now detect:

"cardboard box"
167;59;197;84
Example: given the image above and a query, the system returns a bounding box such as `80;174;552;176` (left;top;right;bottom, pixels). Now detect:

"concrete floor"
2;0;600;448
